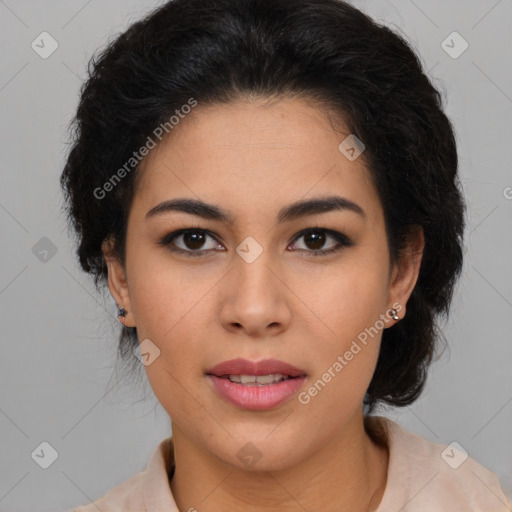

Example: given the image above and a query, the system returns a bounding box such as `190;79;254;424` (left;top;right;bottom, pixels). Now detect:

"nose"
219;245;292;339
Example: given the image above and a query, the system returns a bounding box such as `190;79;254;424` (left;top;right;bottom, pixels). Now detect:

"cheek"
138;323;208;428
294;249;389;340
297;271;387;413
124;253;210;399
293;254;388;396
126;240;213;337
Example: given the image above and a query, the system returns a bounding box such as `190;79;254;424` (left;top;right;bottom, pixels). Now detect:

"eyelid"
159;228;223;251
289;227;353;246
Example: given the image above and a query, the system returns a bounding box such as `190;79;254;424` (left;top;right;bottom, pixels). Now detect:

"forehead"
132;96;382;225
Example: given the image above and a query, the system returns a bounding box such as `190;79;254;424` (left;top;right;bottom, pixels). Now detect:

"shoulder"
68;436;176;512
367;415;511;512
69;471;145;512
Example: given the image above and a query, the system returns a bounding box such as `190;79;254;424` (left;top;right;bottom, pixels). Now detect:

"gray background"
0;1;511;510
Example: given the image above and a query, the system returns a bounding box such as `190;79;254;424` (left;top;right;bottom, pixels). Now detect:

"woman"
60;0;511;510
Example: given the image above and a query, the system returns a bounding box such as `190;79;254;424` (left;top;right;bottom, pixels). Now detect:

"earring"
390;308;399;321
118;307;127;321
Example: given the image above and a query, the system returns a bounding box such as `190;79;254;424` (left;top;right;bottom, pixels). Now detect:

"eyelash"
158;227;354;258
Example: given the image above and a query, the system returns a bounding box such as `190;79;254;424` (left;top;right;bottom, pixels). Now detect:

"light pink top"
70;416;511;511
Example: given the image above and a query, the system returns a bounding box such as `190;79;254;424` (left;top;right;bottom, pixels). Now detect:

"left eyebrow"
277;195;366;223
145;195;366;224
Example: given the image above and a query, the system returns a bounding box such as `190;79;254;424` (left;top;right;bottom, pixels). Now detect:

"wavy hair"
60;0;465;414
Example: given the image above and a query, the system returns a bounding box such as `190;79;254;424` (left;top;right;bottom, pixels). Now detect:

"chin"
215;431;312;473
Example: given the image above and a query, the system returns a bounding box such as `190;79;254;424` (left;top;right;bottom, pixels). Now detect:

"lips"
206;358;307;378
206;358;308;410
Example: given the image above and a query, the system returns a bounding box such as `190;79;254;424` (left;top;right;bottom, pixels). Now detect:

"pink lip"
206;358;307;410
206;358;306;377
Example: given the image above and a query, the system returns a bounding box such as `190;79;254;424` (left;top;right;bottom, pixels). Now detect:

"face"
104;96;422;471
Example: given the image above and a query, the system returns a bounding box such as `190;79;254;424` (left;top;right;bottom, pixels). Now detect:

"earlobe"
102;238;135;327
388;226;425;320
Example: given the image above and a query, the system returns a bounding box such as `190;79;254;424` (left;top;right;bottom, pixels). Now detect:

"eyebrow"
145;195;366;224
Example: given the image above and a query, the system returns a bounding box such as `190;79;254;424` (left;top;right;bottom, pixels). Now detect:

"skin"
103;96;424;512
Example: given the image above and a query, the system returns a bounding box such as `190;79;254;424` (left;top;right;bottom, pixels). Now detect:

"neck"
169;410;389;512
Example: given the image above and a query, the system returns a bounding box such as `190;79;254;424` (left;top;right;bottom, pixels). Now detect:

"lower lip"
207;375;307;410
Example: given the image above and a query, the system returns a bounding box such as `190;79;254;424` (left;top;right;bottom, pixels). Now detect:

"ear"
102;237;136;328
387;226;425;322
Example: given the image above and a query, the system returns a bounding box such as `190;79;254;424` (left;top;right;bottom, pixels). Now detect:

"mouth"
206;358;307;410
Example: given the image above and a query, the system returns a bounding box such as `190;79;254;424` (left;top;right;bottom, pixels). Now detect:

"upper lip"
206;358;307;377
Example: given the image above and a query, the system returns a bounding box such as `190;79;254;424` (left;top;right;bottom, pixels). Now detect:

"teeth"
253;374;276;385
227;374;290;385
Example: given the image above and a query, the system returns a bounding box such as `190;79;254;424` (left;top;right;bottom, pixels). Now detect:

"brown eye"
182;230;208;250
303;231;326;250
159;229;223;257
289;228;354;257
